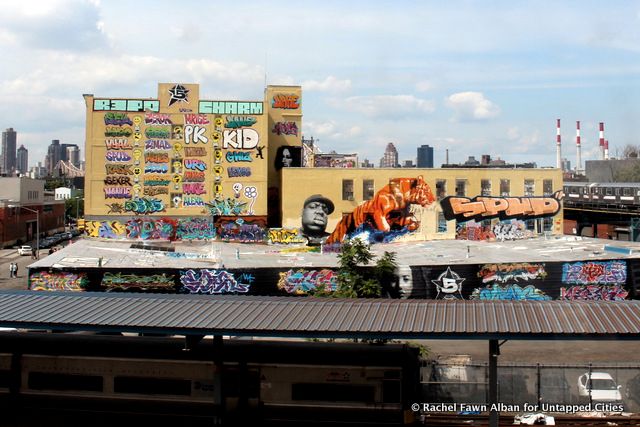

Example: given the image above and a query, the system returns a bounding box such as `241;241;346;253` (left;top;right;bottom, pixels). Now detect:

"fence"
421;360;640;412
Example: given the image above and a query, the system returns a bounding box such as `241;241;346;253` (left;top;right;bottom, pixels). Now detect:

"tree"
623;144;640;159
314;239;397;298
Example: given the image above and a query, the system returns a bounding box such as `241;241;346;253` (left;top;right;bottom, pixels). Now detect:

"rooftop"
29;235;640;271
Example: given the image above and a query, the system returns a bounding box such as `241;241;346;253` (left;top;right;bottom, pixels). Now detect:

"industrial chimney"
556;119;562;169
605;140;609;160
576;121;582;174
599;122;605;160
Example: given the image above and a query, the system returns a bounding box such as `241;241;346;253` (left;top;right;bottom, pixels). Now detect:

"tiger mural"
325;175;436;244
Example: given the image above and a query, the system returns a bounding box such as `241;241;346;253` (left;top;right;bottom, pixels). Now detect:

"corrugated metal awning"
0;291;639;340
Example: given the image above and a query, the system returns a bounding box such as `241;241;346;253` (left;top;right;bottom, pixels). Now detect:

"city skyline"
0;1;638;168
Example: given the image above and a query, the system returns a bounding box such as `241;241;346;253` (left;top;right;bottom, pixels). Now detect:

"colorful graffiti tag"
470;284;551;300
478;263;547;284
124;197;165;214
559;285;628;301
216;217;267;243
85;220;127;238
180;269;253;294
101;272;176;292
126;218;175;240
206;198;248;216
30;271;89;291
176;218;216;240
268;228;306;245
277;269;337;295
562;261;627;284
441;191;564;222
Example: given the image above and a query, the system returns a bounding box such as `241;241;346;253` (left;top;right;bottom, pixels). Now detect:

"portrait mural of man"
301;194;335;246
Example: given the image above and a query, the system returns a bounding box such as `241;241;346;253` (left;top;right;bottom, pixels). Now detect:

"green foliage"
64;193;84;219
45;177;67;191
404;341;431;359
330;239;397;299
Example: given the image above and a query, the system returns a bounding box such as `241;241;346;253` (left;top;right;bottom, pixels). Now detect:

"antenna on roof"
264;52;268;87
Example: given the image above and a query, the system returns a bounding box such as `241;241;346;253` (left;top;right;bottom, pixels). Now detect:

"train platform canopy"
0;291;638;340
29;235;640;271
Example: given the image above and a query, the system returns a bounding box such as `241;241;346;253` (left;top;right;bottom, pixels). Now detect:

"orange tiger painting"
325;176;436;244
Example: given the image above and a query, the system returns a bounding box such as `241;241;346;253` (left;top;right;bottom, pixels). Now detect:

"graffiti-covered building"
83;83;302;238
280;167;564;244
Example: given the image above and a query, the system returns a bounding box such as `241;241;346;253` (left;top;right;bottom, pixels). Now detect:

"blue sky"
1;0;639;168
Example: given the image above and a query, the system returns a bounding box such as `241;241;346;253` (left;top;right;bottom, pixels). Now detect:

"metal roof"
0;291;639;340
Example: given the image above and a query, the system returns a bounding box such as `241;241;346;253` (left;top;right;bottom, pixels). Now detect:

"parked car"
17;245;32;256
577;372;623;403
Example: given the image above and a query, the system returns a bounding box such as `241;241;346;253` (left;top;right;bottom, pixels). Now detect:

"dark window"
436;180;446;200
524;179;535;196
363;179;375;200
481;179;491;196
222;368;259;398
0;369;11;388
342;179;354;201
114;376;191;396
500;179;510;196
543;179;553;196
28;372;103;392
455;179;466;197
292;383;375;403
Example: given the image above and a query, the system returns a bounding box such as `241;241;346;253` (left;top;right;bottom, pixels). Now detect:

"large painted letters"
441;191;564;222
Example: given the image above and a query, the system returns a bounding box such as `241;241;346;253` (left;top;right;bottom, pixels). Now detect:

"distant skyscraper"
1;128;17;175
417;144;434;168
380;142;399;168
45;139;62;176
16;145;28;175
66;146;80;167
61;143;79;163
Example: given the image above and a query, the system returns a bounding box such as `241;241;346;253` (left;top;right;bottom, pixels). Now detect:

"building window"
342;179;354;201
543;179;553;196
363;179;375;200
436;179;446;200
481;179;491;196
524;179;535;196
437;212;447;233
455;179;467;197
543;217;553;231
500;179;510;196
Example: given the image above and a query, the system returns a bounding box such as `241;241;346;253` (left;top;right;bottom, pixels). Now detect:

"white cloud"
0;53;264;98
302;76;351;93
445;91;500;122
415;80;434;92
304;120;337;136
334;95;435;118
0;0;109;51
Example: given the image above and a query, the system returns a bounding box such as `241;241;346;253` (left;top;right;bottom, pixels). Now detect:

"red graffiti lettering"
272;94;300;109
184;114;210;125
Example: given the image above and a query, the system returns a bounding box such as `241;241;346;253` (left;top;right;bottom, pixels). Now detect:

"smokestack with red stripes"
605;139;609;160
599;122;605;160
556;119;562;169
576;121;582;174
